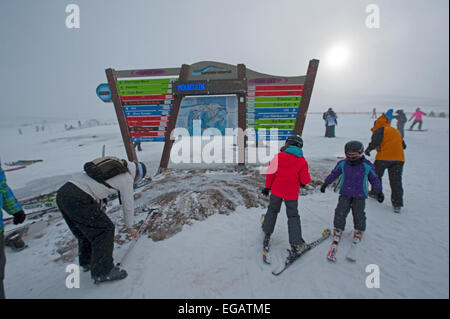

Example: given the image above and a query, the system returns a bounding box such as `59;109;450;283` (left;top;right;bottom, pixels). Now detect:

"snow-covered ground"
0;113;448;299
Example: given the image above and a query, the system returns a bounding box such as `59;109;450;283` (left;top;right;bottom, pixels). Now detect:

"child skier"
320;141;384;261
261;135;311;260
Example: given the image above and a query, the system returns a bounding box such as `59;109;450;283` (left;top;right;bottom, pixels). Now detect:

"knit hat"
383;109;394;122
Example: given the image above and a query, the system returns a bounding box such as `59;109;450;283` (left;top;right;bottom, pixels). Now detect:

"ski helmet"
344;140;364;155
285;135;303;148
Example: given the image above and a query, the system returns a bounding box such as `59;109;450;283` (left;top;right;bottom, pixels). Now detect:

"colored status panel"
127;121;169;127
250;129;294;135
126;116;169;122
247;107;299;114
247;90;303;97
117;83;172;90
120;94;173;101
117;78;175;85
248;84;304;91
123;105;171;111
129;131;166;137
124;110;171;116
247;119;296;125
118;88;172;96
247;102;300;108
122;99;172;106
247;96;302;102
131;137;166;142
247;124;295;130
128;126;167;132
247;113;297;119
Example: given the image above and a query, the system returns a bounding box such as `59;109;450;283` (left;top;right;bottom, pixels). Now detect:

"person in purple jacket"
320;141;384;243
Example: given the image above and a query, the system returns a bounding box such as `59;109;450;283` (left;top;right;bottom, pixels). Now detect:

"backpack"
83;156;129;189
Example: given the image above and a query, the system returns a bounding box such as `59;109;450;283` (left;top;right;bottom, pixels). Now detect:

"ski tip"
322;229;331;236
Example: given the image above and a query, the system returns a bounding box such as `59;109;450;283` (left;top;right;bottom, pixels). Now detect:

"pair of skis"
260;214;331;276
327;236;360;262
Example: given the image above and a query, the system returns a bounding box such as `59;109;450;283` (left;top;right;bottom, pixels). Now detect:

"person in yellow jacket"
365;110;406;213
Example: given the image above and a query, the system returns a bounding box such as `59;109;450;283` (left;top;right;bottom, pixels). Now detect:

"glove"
261;188;270;196
13;210;26;225
377;192;385;203
364;149;371;156
320;183;328;193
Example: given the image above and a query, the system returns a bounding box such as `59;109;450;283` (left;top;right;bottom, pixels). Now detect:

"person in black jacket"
393;109;407;138
323;108;338;137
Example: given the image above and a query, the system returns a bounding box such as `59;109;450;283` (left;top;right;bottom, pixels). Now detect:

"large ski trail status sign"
98;60;319;169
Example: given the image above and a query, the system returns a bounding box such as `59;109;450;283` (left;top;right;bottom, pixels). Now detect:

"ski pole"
116;208;158;267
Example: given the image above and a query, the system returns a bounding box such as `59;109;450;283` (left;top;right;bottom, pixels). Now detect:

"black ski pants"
262;194;305;246
372;160;404;207
409;120;423;130
333;195;366;232
56;182;115;277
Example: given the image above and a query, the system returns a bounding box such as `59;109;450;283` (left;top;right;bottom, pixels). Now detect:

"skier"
55;158;147;284
371;108;377;119
323;108;338;138
365;112;406;213
0;164;26;298
393;109;408;138
133;141;142;152
261;135;311;260
408;107;427;130
320;141;383;258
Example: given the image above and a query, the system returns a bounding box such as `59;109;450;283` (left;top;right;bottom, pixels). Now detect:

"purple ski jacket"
324;157;382;198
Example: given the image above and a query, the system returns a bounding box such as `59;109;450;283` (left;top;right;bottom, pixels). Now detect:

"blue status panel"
177;83;206;91
123;105;171;111
131;137;166;142
124;110;171;116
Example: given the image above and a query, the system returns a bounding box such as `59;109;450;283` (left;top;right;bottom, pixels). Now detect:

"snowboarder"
55;158;147;284
409;107;427;130
323;108;338;138
393;109;408;138
320;141;383;257
261;135;311;260
365;111;406;213
0;164;26;298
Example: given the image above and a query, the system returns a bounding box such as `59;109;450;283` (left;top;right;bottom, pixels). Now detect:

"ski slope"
0;113;448;299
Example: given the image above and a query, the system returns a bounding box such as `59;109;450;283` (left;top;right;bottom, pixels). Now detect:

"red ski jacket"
265;146;311;200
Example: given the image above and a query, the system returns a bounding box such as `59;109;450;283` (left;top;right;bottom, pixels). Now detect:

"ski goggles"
345;152;363;160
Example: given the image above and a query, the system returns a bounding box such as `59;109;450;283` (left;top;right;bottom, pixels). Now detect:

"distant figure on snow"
323;108;338;138
393;109;407;138
409;108;427;130
133;141;142;152
261;135;311;261
365;111;406;214
320;141;383;256
371;108;377;119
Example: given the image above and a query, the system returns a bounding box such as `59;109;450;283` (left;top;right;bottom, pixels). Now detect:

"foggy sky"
0;0;448;120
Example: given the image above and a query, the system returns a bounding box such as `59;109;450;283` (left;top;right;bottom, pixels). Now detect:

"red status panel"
129;131;166;137
249;85;304;91
126;116;169;121
120;94;173;101
122;100;172;106
128;126;167;132
126;121;169;127
247;90;303;97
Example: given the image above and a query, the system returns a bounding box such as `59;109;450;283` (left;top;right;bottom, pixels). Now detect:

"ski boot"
93;266;128;284
393;206;401;214
81;264;91;272
332;228;343;243
287;242;308;261
352;230;363;244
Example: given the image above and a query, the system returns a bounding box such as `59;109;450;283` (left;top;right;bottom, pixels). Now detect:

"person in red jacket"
261;135;311;259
